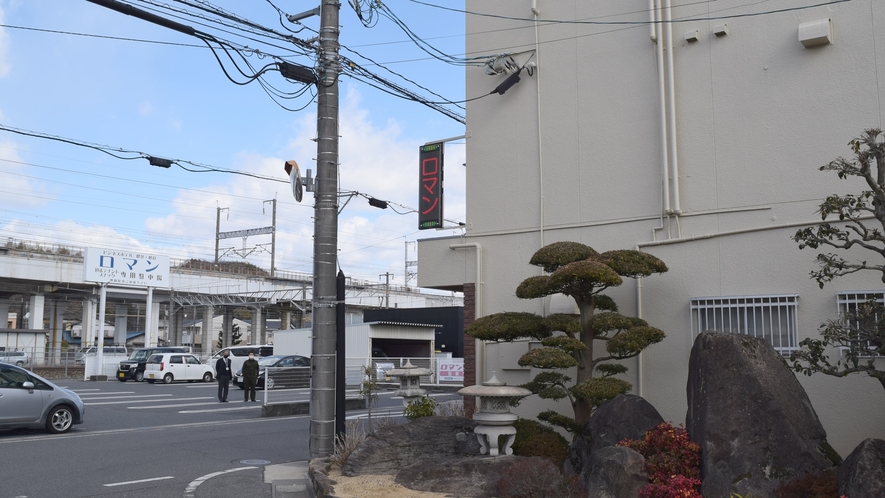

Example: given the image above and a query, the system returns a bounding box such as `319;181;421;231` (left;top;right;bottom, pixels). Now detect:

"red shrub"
619;422;702;498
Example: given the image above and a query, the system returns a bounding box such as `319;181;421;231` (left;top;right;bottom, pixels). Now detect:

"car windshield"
257;356;284;367
129;350;151;361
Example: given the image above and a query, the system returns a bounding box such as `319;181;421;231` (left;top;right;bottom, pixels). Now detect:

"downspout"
636;272;643;397
663;0;682;218
450;243;484;384
653;0;671;219
532;0;545;248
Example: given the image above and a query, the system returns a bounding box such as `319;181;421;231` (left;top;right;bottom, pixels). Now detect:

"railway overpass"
0;238;460;354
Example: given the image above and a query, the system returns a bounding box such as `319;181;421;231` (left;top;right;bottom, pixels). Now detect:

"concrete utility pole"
309;0;341;458
380;272;393;308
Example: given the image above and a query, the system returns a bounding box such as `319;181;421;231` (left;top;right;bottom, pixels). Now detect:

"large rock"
687;332;841;497
583;446;648;498
588;394;665;451
566;394;663;474
838;438;885;498
342;416;481;476
395;455;521;498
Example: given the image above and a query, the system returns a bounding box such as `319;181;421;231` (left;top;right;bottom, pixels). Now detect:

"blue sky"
0;0;467;285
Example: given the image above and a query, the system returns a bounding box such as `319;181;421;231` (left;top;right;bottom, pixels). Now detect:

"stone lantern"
458;372;531;456
386;360;433;407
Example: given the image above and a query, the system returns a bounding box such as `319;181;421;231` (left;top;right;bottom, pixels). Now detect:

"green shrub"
510;418;569;467
403;395;437;420
496;456;585;498
773;469;839;498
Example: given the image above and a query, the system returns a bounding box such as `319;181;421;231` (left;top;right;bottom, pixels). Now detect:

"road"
0;378;459;498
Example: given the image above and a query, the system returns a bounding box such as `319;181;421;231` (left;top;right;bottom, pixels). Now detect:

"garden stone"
582;446;647;498
342;416;481;476
395;455;520;498
686;332;841;498
838;438;885;498
566;394;663;475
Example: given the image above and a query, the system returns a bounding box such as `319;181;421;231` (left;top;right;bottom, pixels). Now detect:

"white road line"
80;394;171;400
104;476;175;487
0;415;309;444
69;389;102;392
178;406;261;414
77;391;136;396
128;401;238;410
86;396;212;406
184;466;256;497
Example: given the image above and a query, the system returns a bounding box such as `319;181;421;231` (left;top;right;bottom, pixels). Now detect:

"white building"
418;0;885;457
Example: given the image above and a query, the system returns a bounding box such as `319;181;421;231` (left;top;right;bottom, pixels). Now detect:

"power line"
407;0;852;25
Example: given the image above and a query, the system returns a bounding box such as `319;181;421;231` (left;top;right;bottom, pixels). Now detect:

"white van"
75;346;129;365
208;345;273;374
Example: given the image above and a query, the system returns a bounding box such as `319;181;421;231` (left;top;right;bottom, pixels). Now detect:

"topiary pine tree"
792;128;885;390
466;241;668;436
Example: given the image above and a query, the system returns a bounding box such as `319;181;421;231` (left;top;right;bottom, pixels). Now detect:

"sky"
0;0;468;287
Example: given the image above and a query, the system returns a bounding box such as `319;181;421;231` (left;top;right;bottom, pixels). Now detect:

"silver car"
0;363;85;433
0;351;30;367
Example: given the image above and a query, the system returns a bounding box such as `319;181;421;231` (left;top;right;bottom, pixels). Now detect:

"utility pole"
309;0;341;458
380;272;393;308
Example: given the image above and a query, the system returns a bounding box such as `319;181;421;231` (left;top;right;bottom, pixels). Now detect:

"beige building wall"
418;0;885;457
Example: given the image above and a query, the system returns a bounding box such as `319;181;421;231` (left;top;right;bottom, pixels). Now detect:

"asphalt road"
0;378;459;498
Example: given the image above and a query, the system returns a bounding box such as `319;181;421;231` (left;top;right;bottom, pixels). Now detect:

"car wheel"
46;406;74;434
146;379;156;384
163;373;173;384
134;371;144;382
266;377;275;389
15;361;24;366
202;372;213;382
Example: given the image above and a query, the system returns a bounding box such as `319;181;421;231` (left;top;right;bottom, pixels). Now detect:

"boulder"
588;394;665;451
838;438;885;498
342;416;481;476
566;394;663;474
583;446;647;498
686;332;841;497
396;455;521;498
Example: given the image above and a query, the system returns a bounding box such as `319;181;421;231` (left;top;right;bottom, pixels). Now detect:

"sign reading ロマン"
83;248;170;288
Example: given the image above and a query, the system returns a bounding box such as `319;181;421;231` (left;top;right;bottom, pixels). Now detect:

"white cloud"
130;89;465;281
0;141;54;207
138;102;153;116
0;5;11;78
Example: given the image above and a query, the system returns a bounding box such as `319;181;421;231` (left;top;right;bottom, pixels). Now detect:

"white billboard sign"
437;357;464;382
83;248;170;288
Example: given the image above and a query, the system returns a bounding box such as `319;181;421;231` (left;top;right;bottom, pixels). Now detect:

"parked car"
75;346;128;365
233;354;310;390
208;345;273;377
116;347;189;382
0;351;30;367
0;363;85;433
144;353;215;384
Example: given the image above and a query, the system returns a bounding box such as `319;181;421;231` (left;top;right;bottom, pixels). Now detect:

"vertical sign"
418;142;444;230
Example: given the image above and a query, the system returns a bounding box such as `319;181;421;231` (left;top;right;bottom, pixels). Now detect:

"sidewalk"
266;461;313;498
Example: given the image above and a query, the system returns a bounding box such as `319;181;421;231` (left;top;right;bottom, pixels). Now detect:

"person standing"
215;350;232;402
242;352;260;402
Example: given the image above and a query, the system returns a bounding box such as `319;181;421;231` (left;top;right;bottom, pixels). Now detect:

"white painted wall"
418;0;885;457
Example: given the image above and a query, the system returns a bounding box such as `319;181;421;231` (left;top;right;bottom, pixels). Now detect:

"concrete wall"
418;0;885;457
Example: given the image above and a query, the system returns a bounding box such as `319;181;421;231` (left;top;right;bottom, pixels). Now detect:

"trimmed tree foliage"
792;129;885;390
466;241;667;435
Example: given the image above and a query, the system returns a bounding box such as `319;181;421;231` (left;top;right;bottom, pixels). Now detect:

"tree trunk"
573;297;596;427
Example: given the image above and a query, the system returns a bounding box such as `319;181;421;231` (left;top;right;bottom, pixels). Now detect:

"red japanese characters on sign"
418;142;443;230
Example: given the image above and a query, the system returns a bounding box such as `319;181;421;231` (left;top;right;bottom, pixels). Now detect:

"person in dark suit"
215;351;232;402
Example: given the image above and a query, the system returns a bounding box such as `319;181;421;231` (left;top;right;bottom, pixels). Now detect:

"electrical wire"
407;0;853;25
